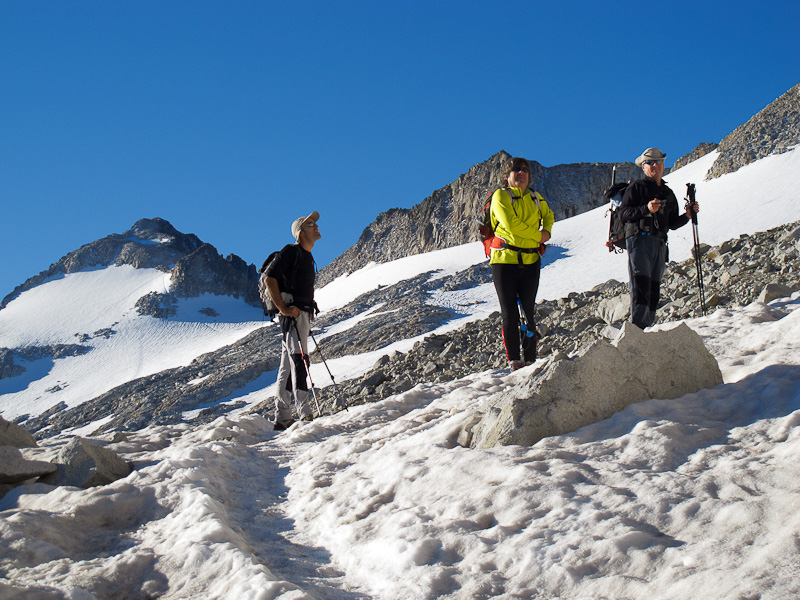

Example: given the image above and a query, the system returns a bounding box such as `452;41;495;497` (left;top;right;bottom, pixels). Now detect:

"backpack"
257;251;282;318
478;187;545;258
604;166;633;253
257;247;302;319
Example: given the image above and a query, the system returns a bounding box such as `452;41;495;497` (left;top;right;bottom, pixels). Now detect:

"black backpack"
604;167;633;253
604;182;630;253
257;251;281;318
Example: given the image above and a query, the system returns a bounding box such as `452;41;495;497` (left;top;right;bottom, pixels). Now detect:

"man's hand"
281;306;301;318
540;230;551;244
266;276;300;318
647;198;662;213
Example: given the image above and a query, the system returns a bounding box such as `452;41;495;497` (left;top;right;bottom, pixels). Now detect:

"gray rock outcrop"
0;415;38;447
0;447;56;484
40;437;133;488
706;82;800;179
1;345;92;381
463;322;723;449
136;243;261;317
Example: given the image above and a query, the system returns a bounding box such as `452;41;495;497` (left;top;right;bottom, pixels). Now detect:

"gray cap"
635;147;667;167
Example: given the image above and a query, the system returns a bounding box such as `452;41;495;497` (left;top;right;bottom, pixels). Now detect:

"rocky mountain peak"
128;217;188;241
707;82;800;179
1;218;259;311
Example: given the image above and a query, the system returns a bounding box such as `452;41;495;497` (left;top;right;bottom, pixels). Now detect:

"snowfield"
2;147;800;599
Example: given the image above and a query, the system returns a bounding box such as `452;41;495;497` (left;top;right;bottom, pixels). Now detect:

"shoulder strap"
500;187;521;216
528;188;542;212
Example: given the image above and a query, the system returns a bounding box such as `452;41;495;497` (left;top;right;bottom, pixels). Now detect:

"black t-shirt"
265;244;315;310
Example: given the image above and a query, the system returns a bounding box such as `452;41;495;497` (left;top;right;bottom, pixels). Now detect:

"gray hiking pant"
626;234;667;329
275;312;313;422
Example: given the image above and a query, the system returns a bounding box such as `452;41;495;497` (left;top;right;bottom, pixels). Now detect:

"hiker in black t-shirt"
264;211;321;430
619;148;697;329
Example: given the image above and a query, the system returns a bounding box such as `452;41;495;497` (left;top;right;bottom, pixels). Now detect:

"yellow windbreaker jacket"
489;187;555;265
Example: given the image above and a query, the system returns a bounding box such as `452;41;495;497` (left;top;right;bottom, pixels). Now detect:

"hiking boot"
510;361;533;372
273;418;295;431
300;414;314;423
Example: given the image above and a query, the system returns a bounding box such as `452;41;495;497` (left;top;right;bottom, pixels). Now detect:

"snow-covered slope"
0;265;265;420
2;290;799;599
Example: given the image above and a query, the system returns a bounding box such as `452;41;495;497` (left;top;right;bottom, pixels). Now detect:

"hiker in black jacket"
620;148;698;329
264;211;321;430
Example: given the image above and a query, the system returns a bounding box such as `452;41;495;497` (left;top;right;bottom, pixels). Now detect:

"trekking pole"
517;300;534;343
308;329;348;411
517;299;536;361
291;319;323;417
685;183;706;316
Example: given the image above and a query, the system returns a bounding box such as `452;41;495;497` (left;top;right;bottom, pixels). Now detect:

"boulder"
40;437;133;488
466;322;723;449
597;295;628;324
0;446;56;484
757;282;795;304
0;416;38;447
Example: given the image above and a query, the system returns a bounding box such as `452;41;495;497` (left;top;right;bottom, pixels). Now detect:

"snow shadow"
562;363;800;470
539;244;568;267
0;356;55;395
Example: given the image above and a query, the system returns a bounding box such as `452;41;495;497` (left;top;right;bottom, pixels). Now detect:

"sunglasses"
643;160;665;166
510;167;530;173
302;221;318;228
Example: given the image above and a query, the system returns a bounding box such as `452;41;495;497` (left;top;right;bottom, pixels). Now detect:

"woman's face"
507;168;530;189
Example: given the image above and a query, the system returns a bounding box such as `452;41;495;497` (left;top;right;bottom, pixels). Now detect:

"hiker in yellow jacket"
489;157;555;371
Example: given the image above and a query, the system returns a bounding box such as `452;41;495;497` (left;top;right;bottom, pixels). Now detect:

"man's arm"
266;276;300;318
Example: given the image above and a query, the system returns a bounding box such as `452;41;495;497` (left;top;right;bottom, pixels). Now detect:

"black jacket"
620;177;689;241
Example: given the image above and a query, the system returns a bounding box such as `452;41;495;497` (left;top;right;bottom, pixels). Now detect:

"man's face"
299;219;321;243
642;160;665;179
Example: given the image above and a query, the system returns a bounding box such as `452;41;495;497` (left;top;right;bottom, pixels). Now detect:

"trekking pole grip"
686;183;698;225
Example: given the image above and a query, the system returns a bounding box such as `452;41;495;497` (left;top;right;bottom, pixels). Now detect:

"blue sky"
1;0;798;300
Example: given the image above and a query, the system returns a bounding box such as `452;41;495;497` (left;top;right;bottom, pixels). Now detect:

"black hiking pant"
626;234;667;329
492;261;540;363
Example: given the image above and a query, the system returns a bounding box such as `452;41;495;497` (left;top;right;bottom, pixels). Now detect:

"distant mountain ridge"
1;217;261;311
